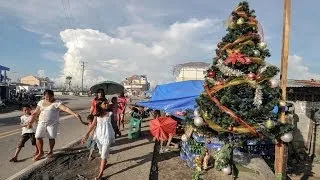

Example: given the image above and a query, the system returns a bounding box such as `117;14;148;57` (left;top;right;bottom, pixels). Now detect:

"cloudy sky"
0;0;319;87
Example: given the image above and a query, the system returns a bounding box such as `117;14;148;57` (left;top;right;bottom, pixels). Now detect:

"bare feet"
34;152;44;161
46;152;53;158
9;157;18;162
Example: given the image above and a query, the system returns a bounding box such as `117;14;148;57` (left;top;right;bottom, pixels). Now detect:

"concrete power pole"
80;61;87;93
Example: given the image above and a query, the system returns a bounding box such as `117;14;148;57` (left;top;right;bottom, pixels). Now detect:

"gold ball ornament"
253;50;261;57
228;21;236;29
258;42;267;49
236;17;244;25
279;100;286;107
264;119;275;129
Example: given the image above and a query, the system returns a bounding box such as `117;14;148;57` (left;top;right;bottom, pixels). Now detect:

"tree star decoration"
253;85;263;108
216;59;244;77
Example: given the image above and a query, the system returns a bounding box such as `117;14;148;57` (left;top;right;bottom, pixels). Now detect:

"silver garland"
253;85;263;108
216;59;244;77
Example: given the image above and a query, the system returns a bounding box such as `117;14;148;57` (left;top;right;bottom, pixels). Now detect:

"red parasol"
149;116;177;141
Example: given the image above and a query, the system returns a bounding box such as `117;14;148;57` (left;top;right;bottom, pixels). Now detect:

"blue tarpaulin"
137;80;204;113
0;65;9;71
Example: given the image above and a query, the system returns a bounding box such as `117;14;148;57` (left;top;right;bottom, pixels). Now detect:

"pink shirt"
117;96;127;114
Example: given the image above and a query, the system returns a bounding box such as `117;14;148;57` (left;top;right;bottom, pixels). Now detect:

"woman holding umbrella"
90;89;106;115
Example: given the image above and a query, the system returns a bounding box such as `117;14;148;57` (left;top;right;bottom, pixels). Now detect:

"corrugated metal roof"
287;79;320;87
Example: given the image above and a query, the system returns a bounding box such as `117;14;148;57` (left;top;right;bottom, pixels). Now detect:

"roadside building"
123;75;150;96
20;75;54;90
0;65;10;101
173;62;210;82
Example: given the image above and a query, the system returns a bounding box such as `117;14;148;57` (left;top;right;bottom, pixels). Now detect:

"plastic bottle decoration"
194;155;203;172
203;149;210;170
181;134;189;142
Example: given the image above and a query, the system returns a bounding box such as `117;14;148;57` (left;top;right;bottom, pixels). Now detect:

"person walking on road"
117;92;127;130
82;98;115;180
9;104;39;162
29;90;87;161
90;89;106;115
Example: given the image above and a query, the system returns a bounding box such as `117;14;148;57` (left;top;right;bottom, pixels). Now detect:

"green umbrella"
90;81;124;95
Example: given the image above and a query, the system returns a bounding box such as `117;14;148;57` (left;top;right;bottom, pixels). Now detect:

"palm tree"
65;76;72;90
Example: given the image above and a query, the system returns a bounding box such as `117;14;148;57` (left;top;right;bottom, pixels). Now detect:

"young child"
110;97;121;137
82;98;115;179
9;104;39;162
85;114;97;161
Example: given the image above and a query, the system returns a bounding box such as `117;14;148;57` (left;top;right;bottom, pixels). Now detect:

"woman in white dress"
82;98;115;180
29;90;87;161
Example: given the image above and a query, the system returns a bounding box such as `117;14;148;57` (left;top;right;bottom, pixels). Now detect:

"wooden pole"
275;0;291;179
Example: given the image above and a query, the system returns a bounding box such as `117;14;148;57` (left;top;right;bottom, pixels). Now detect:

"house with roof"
122;75;150;96
286;79;320;158
20;75;53;91
173;62;211;82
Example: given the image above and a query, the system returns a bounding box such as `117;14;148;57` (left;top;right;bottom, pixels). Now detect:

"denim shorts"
85;137;97;150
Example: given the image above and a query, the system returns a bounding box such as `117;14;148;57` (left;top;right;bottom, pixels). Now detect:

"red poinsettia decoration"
224;52;251;65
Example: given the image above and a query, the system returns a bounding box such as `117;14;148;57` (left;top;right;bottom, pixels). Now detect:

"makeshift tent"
137;80;204;113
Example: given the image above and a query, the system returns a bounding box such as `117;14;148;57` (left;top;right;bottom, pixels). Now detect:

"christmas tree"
181;1;293;177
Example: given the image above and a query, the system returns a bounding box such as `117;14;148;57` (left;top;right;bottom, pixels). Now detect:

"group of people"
9;89;127;180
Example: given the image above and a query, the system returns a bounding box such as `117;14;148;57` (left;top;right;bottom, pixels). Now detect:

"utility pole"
275;0;291;179
80;61;87;93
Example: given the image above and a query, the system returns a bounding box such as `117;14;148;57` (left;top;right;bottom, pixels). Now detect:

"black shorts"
17;133;36;148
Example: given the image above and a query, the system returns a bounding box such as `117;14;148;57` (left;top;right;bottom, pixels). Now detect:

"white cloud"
56;18;222;86
287;55;320;80
37;69;45;78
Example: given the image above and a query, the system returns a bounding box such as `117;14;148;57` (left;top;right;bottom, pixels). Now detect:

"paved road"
0;95;93;179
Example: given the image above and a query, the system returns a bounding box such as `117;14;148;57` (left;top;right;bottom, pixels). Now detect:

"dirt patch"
20;145;100;180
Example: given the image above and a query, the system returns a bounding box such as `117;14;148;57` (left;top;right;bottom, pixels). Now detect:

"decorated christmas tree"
180;1;293;178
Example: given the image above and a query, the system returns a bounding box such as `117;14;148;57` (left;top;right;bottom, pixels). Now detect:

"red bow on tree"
224;52;250;65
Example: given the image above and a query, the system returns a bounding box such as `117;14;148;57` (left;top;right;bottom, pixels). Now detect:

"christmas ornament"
228;126;233;132
208;71;216;78
279;100;286;107
222;165;232;175
236;17;244;25
253;85;263;108
253;50;261;57
228;21;236;29
194;116;204;127
216;59;244;77
224;52;246;65
194;108;200;117
181;134;188;142
269;79;279;88
245;57;252;64
215;80;224;86
264;119;275;129
203;111;209;119
280;132;293;143
258;42;267;49
203;150;210;170
247;72;256;80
